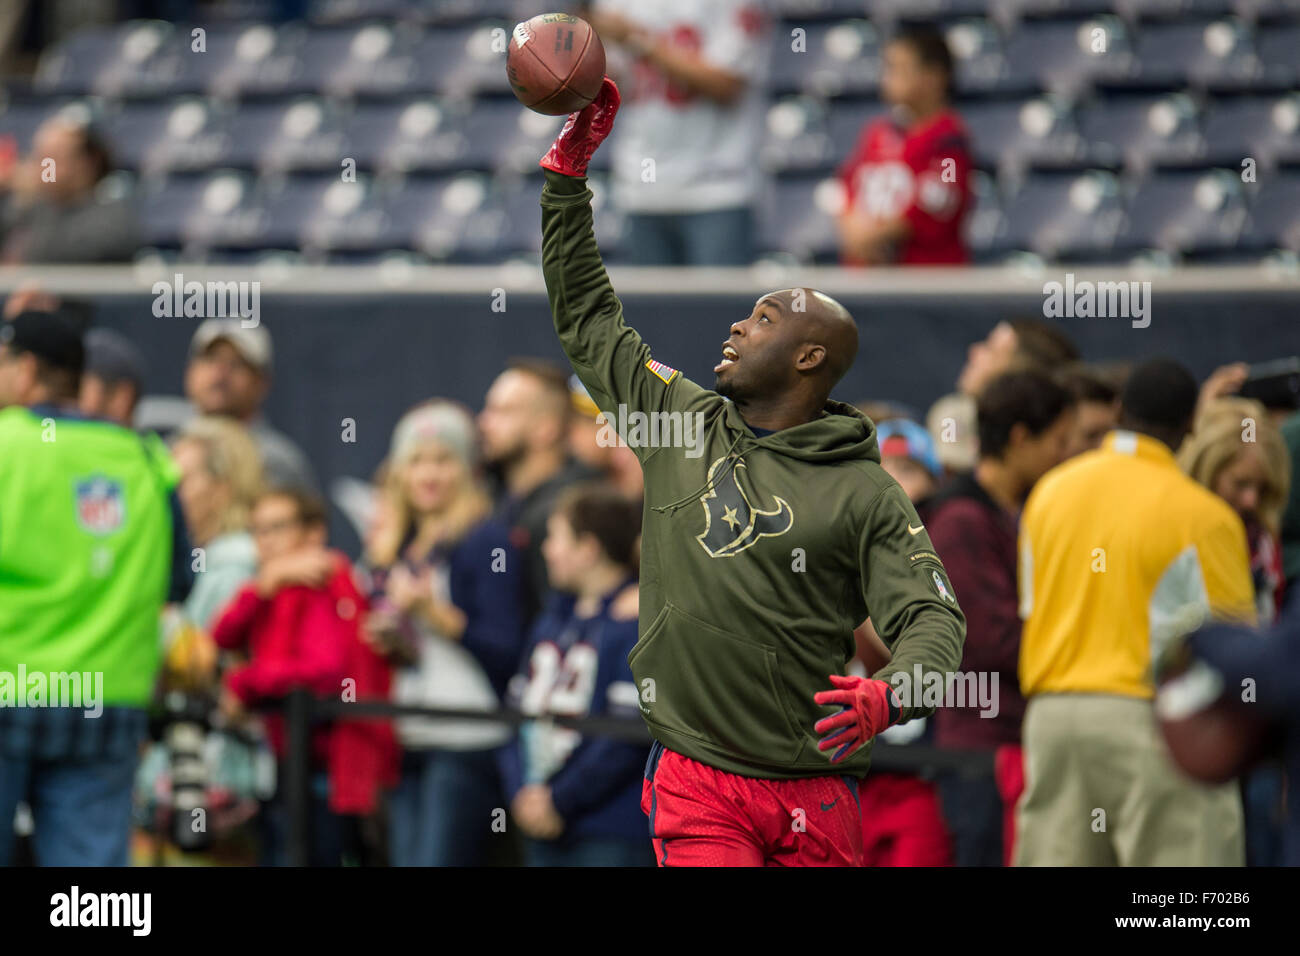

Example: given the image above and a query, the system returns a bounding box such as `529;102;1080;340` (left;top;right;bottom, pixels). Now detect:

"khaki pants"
1015;694;1244;866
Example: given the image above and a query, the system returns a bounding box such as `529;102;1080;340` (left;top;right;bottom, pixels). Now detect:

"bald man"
536;79;964;867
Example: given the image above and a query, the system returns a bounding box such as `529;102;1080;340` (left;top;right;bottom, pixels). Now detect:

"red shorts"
640;742;865;866
859;773;952;867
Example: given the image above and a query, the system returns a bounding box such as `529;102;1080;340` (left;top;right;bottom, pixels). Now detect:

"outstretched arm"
539;79;714;455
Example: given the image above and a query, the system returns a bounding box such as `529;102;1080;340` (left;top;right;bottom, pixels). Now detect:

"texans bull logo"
695;455;794;558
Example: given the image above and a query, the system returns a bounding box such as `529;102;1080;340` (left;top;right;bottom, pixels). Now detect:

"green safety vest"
0;405;177;707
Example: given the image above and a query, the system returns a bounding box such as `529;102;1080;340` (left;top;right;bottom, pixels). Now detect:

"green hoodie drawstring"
650;429;751;517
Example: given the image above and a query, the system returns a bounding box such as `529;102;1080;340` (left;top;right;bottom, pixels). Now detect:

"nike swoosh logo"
908;524;924;535
820;799;839;811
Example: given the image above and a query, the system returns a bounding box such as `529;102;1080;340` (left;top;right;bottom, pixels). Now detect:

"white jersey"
596;0;770;214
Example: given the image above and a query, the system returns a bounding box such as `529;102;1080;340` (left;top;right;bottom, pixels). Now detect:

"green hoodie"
541;170;965;779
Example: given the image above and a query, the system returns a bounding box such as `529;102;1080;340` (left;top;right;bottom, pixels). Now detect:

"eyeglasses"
250;517;302;537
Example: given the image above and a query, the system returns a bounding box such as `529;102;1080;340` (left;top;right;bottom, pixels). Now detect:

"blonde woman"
171;416;264;635
364;400;527;867
1180;397;1291;624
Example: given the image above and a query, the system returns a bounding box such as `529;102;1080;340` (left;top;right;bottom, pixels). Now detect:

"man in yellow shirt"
1016;359;1255;866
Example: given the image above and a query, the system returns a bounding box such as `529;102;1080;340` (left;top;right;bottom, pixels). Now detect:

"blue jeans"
622;207;755;266
0;752;139;866
388;748;502;867
525;836;654;867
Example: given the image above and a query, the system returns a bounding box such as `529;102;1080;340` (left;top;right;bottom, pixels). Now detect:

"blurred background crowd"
0;0;1298;868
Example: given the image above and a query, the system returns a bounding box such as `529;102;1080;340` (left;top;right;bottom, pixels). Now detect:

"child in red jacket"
213;487;396;865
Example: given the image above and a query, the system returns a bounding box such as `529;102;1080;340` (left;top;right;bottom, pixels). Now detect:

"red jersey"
838;109;973;265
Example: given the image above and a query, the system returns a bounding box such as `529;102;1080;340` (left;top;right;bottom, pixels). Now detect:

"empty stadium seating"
1;0;1297;265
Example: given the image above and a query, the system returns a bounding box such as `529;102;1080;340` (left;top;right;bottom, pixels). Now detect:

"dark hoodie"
541;170;966;779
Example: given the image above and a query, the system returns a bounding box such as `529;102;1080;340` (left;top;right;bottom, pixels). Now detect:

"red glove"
539;77;621;178
813;674;902;764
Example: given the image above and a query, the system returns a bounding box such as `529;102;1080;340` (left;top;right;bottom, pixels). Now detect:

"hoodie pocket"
628;602;807;767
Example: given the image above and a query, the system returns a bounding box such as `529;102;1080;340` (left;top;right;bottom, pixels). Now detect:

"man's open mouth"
714;344;739;373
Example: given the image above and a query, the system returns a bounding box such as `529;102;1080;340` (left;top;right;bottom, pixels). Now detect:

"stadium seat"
768;20;884;98
164;22;317;99
100;98;228;175
999;169;1126;259
1202;94;1300;167
1116;168;1251;256
271;174;407;254
291;23;426;97
222;98;349;173
762;96;838;173
825;99;889;163
1256;22;1300;89
1244;171;1300;251
1001;16;1137;95
965;168;1012;261
757;175;842;262
34;20;187;98
136;169;264;250
946;18;1036;97
407;23;515;97
960;96;1085;172
1077;93;1206;171
1131;18;1261;90
456;98;569;174
341;97;465;173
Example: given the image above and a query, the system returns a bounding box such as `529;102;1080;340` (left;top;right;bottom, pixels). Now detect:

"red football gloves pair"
814;674;903;764
539;77;621;178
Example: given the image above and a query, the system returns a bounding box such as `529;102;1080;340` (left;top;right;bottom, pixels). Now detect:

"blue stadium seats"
291;23;427;97
1131;18;1260;90
457;99;569;174
960;96;1085;171
1256;22;1300;89
407;24;514;98
15;7;1298;266
826;99;888;163
1077;93;1205;170
762;96;839;173
341;97;464;173
1202;94;1300;167
769;20;883;97
999;170;1126;259
965;168;1011;260
34;20;187;98
1116;168;1250;256
1245;171;1300;251
946;18;1036;97
757;175;842;262
100;98;228;174
1002;16;1137;95
136;169;264;250
222;98;348;172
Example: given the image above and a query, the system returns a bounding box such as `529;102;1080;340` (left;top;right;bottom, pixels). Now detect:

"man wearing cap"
925;368;1075;867
79;328;146;428
0;311;193;866
185;318;317;494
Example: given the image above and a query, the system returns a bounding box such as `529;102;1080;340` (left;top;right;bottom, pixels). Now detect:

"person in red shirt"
837;25;972;266
213;487;396;865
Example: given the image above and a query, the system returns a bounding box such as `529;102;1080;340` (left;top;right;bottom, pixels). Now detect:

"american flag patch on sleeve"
645;358;680;385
